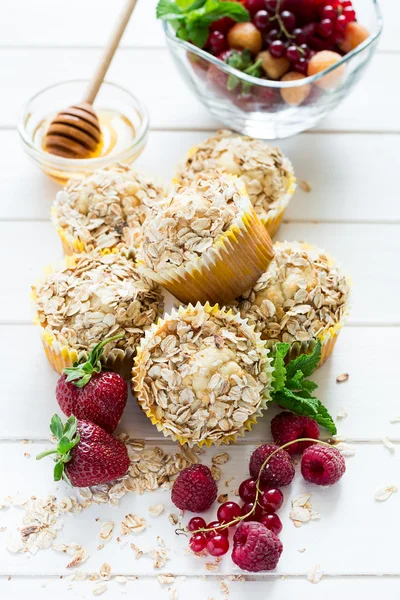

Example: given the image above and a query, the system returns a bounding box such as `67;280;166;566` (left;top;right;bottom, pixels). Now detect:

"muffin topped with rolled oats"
33;252;164;378
52;164;164;256
133;303;273;447
137;171;274;305
175;130;296;236
232;242;350;366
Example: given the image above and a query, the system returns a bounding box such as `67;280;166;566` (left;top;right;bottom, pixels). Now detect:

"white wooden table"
1;1;400;598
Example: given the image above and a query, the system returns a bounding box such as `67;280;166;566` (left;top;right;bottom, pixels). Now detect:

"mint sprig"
269;342;337;435
157;0;250;48
63;333;124;388
36;415;80;484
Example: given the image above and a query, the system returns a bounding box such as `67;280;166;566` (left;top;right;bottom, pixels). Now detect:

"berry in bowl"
158;0;383;138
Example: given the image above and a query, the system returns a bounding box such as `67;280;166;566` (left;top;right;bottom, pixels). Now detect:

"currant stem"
188;438;331;537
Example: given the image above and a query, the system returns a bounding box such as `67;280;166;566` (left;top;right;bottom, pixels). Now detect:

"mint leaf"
270;343;290;392
177;0;206;9
286;341;322;379
156;0;185;19
298;379;319;394
274;389;337;434
186;21;209;46
50;414;63;440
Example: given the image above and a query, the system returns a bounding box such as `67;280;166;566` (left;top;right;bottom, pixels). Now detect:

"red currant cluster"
206;0;357;77
188;483;284;557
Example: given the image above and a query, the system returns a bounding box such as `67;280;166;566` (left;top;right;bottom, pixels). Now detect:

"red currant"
286;45;300;62
280;10;296;33
269;39;286;58
206;521;229;538
188;516;206;532
293;57;309;74
217;501;242;525
319;18;334;38
239;478;258;502
299;43;311;58
241;501;264;522
293;28;307;45
206;534;230;557
336;14;347;31
210;17;235;34
208;31;228;55
342;6;356;22
260;513;283;535
245;0;267;15
189;533;207;553
321;5;337;20
266;28;280;43
253;10;271;32
259;488;284;513
265;0;277;11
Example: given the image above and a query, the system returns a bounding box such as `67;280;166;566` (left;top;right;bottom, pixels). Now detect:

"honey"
32;109;138;183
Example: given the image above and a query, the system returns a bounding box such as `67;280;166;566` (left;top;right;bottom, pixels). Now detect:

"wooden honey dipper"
45;0;137;159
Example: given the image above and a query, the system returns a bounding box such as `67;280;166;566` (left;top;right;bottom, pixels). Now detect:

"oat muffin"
52;164;164;256
175;130;296;237
137;171;274;305
33;252;164;378
232;242;350;366
133;303;273;447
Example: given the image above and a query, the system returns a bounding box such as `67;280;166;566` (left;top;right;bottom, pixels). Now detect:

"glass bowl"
18;80;149;183
163;0;383;139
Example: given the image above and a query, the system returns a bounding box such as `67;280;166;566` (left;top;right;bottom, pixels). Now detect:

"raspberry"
232;522;283;572
249;444;295;487
171;465;217;512
301;445;346;486
271;412;320;454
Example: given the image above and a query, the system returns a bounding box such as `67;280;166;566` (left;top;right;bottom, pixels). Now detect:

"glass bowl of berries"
159;0;383;139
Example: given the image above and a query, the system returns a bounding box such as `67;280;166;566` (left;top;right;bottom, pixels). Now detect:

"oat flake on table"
374;485;398;501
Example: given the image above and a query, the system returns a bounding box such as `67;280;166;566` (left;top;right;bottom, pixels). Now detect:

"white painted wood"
1;324;398;442
1;577;400;600
0;442;398;575
0;0;396;52
0;49;399;131
0;221;398;324
1;130;400;224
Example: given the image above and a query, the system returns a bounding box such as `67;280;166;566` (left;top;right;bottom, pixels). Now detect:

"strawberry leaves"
269;342;337;435
63;333;124;388
36;414;80;484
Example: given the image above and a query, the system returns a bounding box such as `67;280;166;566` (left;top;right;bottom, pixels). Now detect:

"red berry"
206;521;229;538
265;0;277;11
266;28;280;43
171;465;218;512
342;6;356;22
188;516;206;532
208;31;228;55
293;27;307;44
217;501;242;525
245;0;267;15
301;445;346;486
286;45;300;62
271;411;320;455
259;488;284;513
293;57;309;74
232;522;283;572
239;478;258;502
241;501;264;522
321;5;337;20
249;443;295;487
210;17;235;34
253;9;271;32
269;39;286;58
260;513;283;535
207;534;230;557
319;18;334;37
280;10;296;33
189;533;207;553
56;370;127;434
336;14;347;31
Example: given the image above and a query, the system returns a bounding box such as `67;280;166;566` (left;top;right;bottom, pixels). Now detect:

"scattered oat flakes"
150;548;169;569
335;442;356;457
116;576;128;584
212;453;230;465
307;564;323;584
298;548;306;553
121;514;146;535
220;581;230;598
71;571;87;582
149;504;164;517
168;588;178;600
290;494;319;527
24;452;31;458
97;544;104;551
169;514;179;526
383;437;395;452
99;563;111;580
218;494;228;504
66;547;89;569
130;543;143;559
374;485;398;502
211;466;221;482
157;575;176;585
228;575;245;582
224;476;234;488
336;373;349;383
300;179;312;193
390;416;400;424
99;521;114;542
92;583;108;596
336;407;348;419
205;557;222;572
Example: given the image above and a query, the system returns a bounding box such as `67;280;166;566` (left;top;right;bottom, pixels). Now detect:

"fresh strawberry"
37;414;130;487
56;335;127;433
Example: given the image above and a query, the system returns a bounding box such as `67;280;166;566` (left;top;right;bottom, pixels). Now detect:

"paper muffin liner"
138;183;274;306
257;240;351;368
132;302;274;448
39;329;135;379
260;175;297;238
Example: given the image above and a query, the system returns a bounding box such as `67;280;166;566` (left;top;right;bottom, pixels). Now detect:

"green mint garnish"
269;342;337;435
